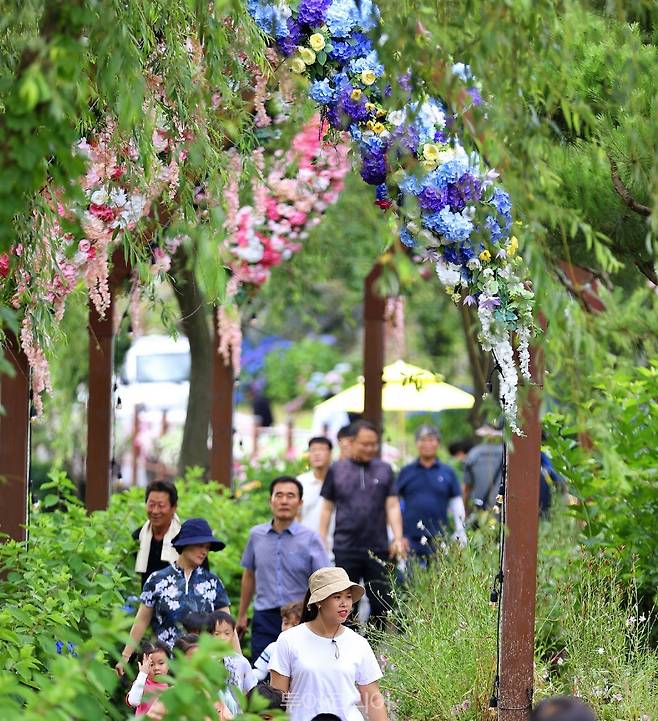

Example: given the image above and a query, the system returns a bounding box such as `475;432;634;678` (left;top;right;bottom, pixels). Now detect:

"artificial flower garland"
247;0;536;431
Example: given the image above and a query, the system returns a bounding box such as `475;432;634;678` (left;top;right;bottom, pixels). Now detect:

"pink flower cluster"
224;115;350;289
1;124;182;412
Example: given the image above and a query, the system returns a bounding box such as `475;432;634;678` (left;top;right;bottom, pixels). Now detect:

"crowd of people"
115;418;576;720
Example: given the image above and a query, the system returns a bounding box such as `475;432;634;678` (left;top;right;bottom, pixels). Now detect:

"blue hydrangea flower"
348;50;385;77
400;226;416;247
357;0;379;30
326;0;360;37
329;37;370;62
424;158;470;189
452;62;472;81
297;0;332;27
423;207;473;242
359;133;386;154
490;187;512;215
399;172;424;196
484;215;507;243
309;79;336;105
247;0;291;37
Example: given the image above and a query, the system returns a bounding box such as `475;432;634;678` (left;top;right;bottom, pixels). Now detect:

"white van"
118;334;191;414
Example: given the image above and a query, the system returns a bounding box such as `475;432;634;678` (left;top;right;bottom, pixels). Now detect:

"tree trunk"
170;250;213;476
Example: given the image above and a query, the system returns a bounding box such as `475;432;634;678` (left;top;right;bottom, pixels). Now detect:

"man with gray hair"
396;425;467;555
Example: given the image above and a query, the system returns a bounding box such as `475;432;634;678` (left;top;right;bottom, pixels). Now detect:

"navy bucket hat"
172;518;225;552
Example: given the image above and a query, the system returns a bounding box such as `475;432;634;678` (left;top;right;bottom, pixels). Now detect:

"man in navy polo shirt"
397;425;467;556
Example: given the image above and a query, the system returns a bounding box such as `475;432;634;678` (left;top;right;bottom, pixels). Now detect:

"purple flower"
464;295;476;306
297;0;332;27
467;87;484;106
277;18;302;56
480;296;501;311
361;149;388;185
376;183;389;200
418;186;448;212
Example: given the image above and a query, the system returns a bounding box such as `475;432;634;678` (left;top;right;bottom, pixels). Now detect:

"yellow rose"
420;159;437;171
361;70;376;86
422;143;441;161
309;33;325;52
351;88;363;101
479;249;491;262
506;235;519;256
299;47;316;65
290;58;307;74
372;122;386;134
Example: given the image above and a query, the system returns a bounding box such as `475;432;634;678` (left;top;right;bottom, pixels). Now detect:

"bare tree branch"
609;156;652;217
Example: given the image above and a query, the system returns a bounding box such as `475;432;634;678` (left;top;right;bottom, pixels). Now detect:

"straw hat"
308;567;365;606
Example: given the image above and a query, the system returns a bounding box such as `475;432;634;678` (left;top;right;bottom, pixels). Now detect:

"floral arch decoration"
247;0;537;432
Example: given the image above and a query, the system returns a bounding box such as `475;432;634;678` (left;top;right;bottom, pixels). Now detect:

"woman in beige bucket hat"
267;567;390;721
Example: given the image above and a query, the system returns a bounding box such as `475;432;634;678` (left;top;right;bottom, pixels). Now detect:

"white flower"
435;259;462;287
109;188;127;207
90;188;109;205
387;109;406;126
596;647;604;655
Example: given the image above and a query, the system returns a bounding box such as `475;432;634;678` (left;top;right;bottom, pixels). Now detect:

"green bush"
263;338;353;406
0;463;291;689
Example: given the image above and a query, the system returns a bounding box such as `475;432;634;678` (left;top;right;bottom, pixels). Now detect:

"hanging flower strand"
247;0;536;432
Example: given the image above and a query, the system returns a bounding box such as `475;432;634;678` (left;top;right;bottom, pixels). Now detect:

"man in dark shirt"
132;480;181;588
397;425;466;556
318;420;405;628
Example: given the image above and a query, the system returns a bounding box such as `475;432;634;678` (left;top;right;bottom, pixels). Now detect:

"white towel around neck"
135;514;181;573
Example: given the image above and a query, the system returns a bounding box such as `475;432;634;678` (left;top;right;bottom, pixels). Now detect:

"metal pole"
0;332;30;543
210;321;233;488
363;263;385;433
86;293;115;512
498;342;544;721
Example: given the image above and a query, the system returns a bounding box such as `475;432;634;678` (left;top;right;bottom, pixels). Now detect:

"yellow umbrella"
315;359;474;414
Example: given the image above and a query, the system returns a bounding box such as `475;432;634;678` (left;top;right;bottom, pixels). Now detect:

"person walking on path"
117;518;230;674
397;425;466;556
462;421;505;513
132;480;182;589
237;477;330;663
336;424;355;461
269;566;389;721
298;437;334;539
318;420;406;629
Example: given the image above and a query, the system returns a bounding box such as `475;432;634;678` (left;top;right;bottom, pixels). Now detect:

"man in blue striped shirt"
237;476;329;661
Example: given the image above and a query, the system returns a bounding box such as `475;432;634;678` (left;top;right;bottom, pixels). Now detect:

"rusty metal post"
210;323;233;488
0;332;31;542
363;263;385;433
86;294;115;512
498;342;544;721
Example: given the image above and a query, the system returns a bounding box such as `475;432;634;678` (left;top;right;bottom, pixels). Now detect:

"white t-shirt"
298;470;335;545
269;623;383;721
253;640;277;681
